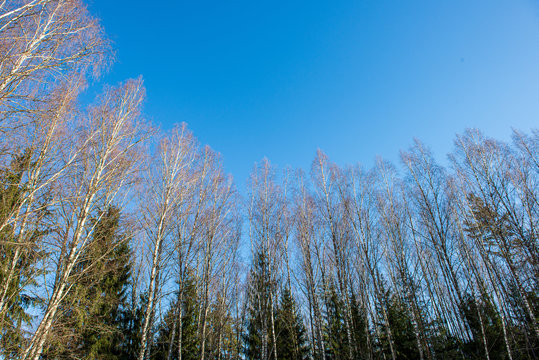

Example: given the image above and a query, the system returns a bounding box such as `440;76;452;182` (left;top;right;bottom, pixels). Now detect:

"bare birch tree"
22;78;147;360
137;124;197;360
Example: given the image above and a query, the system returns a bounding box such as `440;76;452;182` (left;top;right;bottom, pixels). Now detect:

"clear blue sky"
88;0;539;189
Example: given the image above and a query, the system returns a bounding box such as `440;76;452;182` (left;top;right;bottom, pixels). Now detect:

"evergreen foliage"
374;285;420;360
349;291;371;360
152;271;200;360
323;283;349;360
0;151;46;358
275;287;309;360
459;291;507;359
43;206;132;359
118;291;147;359
243;252;310;360
506;283;539;359
243;251;274;360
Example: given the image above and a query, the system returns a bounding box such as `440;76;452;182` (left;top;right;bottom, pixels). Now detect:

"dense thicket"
0;1;537;360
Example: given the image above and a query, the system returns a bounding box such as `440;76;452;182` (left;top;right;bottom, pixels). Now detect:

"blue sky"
88;0;539;189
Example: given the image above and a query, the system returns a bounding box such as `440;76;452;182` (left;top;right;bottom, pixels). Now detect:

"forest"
0;1;537;359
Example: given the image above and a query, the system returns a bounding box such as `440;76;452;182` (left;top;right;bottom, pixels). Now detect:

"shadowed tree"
275;287;309;360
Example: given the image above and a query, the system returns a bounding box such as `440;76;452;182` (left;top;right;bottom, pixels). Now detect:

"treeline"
244;134;538;360
0;1;537;360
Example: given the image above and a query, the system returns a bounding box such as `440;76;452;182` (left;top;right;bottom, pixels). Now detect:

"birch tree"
137;124;197;360
23;78;147;360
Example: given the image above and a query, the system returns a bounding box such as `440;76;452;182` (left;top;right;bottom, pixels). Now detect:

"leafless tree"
22;78;147;360
137;124;197;360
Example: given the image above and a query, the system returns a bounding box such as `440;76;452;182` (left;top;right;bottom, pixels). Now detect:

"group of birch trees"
0;1;538;360
0;1;242;359
243;133;538;360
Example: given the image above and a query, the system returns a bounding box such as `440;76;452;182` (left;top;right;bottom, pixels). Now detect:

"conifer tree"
209;298;241;360
43;206;132;359
243;251;275;360
374;285;419;360
180;274;200;360
152;271;199;360
427;322;462;360
506;281;539;359
83;207;133;358
0;152;46;358
324;283;349;360
117;292;147;360
275;287;309;360
459;292;508;359
349;292;371;360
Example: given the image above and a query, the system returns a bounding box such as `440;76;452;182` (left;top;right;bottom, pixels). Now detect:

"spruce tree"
323;283;349;360
152;270;199;360
506;281;539;359
459;292;508;360
43;206;132;359
118;291;147;360
374;285;419;360
427;320;462;360
151;303;177;360
275;287;309;360
207;297;241;360
243;251;274;360
349;291;371;360
84;206;132;358
0;151;46;358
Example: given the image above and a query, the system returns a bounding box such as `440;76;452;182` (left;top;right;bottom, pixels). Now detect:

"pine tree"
275;287;309;360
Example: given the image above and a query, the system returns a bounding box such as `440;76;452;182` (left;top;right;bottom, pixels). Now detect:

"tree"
243;251;275;360
152;271;199;360
293;171;327;360
82;207;132;358
0;151;46;358
247;159;290;360
23;78;147;360
505;281;539;360
137;124;197;360
459;292;507;360
312;151;355;360
117;291;147;360
275;287;309;360
42;206;133;359
374;284;419;360
349;292;370;360
324;283;349;360
0;0;109;119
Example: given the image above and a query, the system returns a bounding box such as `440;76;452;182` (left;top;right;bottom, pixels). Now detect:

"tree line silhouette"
0;1;537;359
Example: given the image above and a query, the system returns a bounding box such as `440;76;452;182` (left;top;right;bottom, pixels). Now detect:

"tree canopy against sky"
88;0;539;185
0;1;538;360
